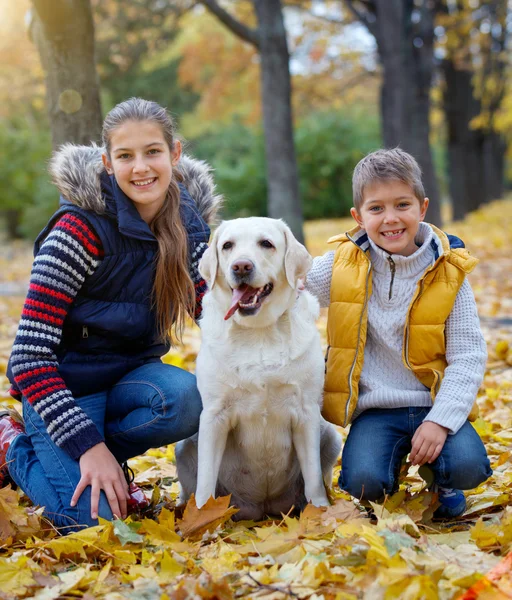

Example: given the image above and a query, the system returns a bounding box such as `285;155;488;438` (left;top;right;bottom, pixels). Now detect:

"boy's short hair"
352;148;425;212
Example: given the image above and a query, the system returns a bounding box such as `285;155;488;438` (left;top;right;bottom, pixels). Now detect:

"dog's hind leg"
175;434;199;506
320;423;342;489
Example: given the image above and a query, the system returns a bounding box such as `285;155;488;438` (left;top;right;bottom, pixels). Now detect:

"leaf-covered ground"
0;200;511;599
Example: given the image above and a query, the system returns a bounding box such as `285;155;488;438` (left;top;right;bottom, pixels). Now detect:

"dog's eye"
222;241;233;250
259;240;274;249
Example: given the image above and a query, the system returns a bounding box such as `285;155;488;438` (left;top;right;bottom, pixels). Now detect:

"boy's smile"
351;180;429;257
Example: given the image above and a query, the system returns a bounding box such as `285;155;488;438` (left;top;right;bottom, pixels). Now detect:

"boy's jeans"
339;407;492;501
6;363;202;532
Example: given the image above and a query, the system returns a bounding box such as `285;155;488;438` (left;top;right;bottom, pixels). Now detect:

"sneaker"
433;486;466;519
418;465;466;519
122;463;150;512
0;409;24;488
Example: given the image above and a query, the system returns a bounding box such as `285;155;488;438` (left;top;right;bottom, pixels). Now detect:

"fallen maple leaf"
458;550;512;599
0;486;40;541
177;494;238;539
300;498;364;530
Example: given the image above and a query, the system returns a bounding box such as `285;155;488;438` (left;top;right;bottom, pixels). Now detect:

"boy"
306;148;491;518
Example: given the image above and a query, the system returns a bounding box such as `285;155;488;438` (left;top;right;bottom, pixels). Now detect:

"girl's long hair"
102;98;194;343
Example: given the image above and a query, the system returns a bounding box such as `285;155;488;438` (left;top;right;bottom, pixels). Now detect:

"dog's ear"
282;222;312;288
199;227;220;289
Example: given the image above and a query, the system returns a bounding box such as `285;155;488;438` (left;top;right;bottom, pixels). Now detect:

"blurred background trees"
0;0;510;240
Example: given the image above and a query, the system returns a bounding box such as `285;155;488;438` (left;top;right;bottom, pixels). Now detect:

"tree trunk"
253;0;304;243
2;209;22;239
30;0;102;149
483;133;506;202
373;0;442;227
442;60;485;221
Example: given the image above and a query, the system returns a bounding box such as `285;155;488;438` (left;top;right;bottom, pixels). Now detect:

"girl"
0;98;221;532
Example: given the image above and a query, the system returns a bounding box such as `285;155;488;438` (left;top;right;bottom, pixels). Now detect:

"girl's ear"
171;140;182;166
102;153;113;175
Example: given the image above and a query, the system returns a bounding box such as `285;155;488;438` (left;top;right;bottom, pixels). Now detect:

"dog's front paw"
195;492;214;509
309;494;330;508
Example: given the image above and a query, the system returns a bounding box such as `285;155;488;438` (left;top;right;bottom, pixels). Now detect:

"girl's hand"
410;422;449;466
71;442;130;520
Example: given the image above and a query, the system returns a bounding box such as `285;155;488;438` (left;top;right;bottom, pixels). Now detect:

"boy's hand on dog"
71;442;130;520
410;422;449;466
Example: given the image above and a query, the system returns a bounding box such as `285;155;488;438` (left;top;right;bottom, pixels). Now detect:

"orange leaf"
177;495;238;539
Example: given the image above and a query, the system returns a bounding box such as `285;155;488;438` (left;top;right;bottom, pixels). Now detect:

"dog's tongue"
224;284;256;320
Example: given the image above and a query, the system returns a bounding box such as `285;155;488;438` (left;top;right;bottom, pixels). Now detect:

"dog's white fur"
175;217;341;519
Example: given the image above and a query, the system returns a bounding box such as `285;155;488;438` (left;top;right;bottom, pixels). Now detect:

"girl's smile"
132;177;157;188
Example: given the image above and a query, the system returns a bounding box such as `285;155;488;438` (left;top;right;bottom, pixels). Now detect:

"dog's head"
200;217;312;325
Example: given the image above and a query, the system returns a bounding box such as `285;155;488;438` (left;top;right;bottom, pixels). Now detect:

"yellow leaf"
162;351;185;368
34;567;89;600
158;551;184;583
0;485;40;539
0;556;36;595
121;564;157;583
93;560;112;595
113;549;138;567
385;574;438;600
159;507;177;530
201;544;242;577
45;536;88;560
141;517;181;544
495;340;509;360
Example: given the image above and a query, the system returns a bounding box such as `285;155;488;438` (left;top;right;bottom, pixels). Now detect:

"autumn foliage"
0;200;511;598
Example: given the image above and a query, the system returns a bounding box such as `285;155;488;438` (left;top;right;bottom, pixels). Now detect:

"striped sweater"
9;213;208;459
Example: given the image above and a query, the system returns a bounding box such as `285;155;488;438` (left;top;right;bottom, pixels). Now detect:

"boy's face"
350;180;429;256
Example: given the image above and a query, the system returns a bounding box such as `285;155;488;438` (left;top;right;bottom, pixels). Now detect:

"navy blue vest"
29;173;210;397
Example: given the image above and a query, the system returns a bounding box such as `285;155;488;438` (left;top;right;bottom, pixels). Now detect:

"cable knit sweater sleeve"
423;278;487;434
305;251;334;308
9;213;105;460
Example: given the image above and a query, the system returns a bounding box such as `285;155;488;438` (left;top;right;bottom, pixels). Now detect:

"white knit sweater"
306;222;487;434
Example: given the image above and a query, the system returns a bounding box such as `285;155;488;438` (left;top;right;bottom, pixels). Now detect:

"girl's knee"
151;370;202;442
175;382;202;440
46;501;114;533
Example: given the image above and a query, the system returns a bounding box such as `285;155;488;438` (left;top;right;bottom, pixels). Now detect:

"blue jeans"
6;363;202;532
339;407;492;501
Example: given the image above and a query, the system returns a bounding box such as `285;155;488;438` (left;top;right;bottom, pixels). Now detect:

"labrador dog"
175;217;341;520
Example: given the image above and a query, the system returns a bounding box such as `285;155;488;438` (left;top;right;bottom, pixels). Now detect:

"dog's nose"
231;260;254;276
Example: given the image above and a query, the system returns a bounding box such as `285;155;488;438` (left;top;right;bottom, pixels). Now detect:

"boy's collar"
328;225;369;250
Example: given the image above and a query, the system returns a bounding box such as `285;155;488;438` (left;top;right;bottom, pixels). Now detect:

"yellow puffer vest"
322;224;479;427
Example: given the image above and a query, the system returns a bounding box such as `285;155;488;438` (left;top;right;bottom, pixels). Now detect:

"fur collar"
48;143;223;225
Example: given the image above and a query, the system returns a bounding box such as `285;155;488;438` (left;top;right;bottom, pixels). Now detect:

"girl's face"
102;120;181;224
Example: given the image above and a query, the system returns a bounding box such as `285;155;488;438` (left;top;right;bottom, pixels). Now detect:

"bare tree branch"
344;0;378;37
199;0;260;48
283;0;345;24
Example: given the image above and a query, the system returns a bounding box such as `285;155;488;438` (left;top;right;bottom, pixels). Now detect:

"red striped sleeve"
25;298;68;316
28;283;74;304
58;219;103;256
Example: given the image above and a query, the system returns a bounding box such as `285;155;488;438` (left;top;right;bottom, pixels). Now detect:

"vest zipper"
82;326;89;339
404;279;424;370
387;255;396;300
344;245;372;427
324;345;330;374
